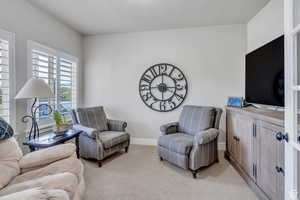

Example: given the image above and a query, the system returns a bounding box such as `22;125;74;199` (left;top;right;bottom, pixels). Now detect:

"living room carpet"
83;145;258;200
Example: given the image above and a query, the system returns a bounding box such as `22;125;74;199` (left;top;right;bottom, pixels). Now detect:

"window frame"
27;40;78;127
0;29;16;129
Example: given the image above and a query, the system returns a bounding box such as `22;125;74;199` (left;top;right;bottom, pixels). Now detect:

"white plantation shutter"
29;41;77;123
58;58;77;114
0;38;10;122
32;50;57;120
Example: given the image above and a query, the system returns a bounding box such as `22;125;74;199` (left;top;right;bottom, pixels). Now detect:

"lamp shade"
15;78;54;99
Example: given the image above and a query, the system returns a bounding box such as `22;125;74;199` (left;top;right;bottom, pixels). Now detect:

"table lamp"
15;78;54;140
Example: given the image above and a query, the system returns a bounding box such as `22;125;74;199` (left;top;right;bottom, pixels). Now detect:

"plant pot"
54;124;72;134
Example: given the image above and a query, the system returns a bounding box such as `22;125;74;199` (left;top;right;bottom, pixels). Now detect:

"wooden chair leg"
98;160;102;168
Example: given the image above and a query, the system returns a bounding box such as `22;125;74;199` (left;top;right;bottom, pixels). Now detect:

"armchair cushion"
76;107;108;132
0;187;69;200
158;133;193;155
19;144;76;170
73;124;99;139
178;106;216;136
107;119;127;132
98;131;130;149
160;122;178;135
194;128;219;145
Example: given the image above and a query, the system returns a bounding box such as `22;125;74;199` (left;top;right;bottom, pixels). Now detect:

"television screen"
245;35;284;107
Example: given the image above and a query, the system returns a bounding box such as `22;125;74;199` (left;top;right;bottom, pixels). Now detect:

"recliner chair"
72;106;130;167
158;105;222;178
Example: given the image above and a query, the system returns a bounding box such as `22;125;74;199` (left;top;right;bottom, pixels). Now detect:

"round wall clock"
139;63;188;112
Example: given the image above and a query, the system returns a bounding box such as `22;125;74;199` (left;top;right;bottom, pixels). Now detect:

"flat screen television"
245;35;284;107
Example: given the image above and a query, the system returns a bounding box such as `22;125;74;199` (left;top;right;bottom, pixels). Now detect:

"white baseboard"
131;137;226;150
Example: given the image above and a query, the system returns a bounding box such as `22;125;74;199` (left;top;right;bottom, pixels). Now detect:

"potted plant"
53;111;72;134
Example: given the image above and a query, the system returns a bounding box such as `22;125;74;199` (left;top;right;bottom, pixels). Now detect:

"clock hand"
167;88;174;93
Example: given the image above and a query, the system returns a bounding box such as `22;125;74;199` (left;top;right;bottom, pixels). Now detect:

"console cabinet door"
227;112;240;163
277;133;285;200
257;122;284;200
238;115;255;180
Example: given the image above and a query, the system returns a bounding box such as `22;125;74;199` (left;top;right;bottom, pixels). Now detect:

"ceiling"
27;0;269;35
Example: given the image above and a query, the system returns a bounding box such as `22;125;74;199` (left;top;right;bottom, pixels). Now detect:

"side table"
23;129;82;158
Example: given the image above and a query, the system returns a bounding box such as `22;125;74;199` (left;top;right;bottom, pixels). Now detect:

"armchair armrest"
107;119;127;132
160;122;179;135
194;128;219;145
0;187;69;200
73;124;99;139
19;143;76;170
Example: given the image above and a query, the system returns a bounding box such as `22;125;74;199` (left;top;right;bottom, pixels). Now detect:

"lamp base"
22;97;52;140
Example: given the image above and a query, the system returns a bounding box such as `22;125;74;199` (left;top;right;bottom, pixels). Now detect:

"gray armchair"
158;105;222;178
72;106;130;167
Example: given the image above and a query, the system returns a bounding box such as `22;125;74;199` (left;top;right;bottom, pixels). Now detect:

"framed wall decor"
227;97;244;108
139;63;188;112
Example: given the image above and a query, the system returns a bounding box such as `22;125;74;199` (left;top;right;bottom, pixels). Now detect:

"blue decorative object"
227;97;244;108
0;117;14;140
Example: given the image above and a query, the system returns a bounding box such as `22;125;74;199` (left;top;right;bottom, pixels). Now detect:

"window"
0;29;15;125
28;41;77;124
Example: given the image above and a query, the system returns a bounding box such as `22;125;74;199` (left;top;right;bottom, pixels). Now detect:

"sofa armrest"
19;143;76;170
0;187;69;200
107;119;127;132
194;128;219;145
73;124;99;139
160;122;179;135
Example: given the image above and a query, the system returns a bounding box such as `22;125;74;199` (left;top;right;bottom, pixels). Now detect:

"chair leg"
125;146;129;153
216;154;220;163
191;170;197;179
98;160;102;168
160;157;163;161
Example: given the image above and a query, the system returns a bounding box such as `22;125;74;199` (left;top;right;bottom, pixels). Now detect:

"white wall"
247;0;284;53
83;25;246;142
0;0;83;133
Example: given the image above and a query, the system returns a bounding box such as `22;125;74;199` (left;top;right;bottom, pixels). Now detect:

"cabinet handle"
275;166;285;176
233;136;240;141
252;124;257;138
276;132;289;142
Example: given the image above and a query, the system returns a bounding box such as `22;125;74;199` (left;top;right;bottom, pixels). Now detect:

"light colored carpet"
82;145;258;200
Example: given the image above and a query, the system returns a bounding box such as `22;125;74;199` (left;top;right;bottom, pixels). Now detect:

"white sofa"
0;137;85;200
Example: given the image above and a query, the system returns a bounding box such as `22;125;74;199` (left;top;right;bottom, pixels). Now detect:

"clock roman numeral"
142;74;152;84
142;92;152;101
168;101;176;108
159;64;168;75
150;67;158;78
140;84;150;91
160;101;166;111
174;93;184;101
169;66;175;77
